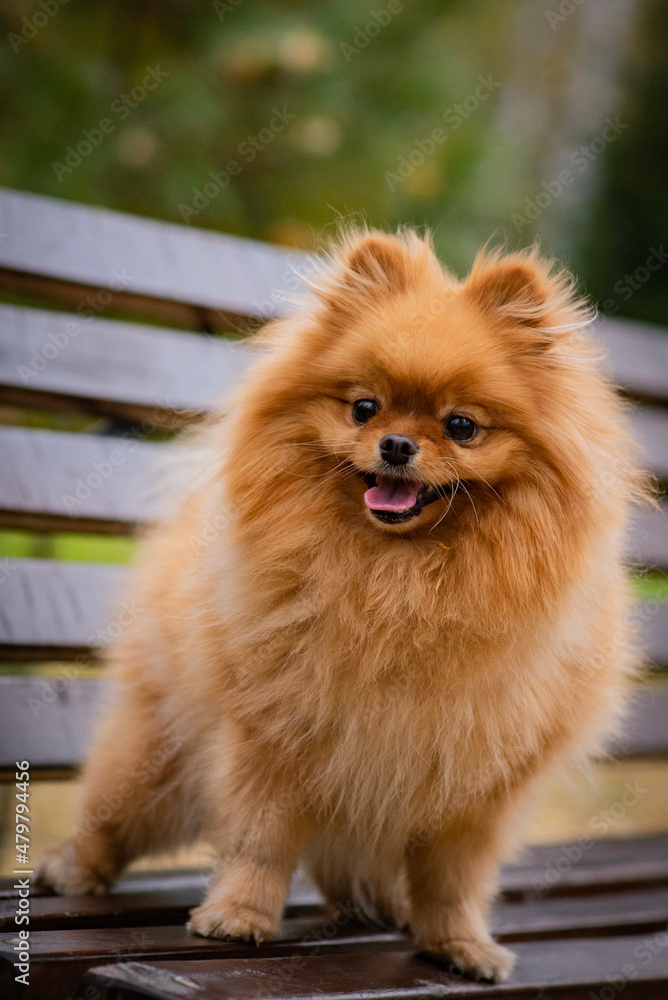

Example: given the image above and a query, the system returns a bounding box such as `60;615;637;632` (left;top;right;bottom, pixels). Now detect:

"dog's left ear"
464;254;577;352
465;257;548;328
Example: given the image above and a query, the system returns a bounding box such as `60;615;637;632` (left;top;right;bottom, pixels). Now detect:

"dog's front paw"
420;937;515;983
187;901;278;944
34;840;110;897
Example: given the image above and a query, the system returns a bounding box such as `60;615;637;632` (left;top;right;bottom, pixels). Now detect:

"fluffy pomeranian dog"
36;230;647;982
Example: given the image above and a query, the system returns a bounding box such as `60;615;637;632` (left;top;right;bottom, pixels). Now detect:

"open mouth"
360;472;457;524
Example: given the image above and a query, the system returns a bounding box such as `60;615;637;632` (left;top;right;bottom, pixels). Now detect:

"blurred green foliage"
0;529;134;563
1;0;667;321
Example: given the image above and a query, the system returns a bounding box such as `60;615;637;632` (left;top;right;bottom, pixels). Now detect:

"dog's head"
229;231;633;550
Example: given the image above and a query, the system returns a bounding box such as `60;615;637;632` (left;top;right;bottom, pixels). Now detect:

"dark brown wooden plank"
494;886;668;939
4;889;668;1000
0;188;305;326
2;836;666;903
0;304;250;424
2;837;668;940
0;868;208;900
503;835;668;900
0;879;322;934
3;833;668;901
0;922;401;1000
81;934;668;999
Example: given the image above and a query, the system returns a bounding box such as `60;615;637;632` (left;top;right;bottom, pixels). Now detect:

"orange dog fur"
36;231;648;982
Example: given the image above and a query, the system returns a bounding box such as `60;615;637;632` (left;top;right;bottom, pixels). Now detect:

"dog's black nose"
379;434;418;466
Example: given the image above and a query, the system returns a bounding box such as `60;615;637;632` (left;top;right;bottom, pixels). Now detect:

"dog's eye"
444;414;478;443
352;399;379;424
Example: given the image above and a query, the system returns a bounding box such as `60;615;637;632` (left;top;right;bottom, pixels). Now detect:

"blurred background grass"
0;0;667;867
1;0;667;319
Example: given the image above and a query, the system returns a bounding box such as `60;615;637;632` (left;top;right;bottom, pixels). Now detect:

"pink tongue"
364;477;421;512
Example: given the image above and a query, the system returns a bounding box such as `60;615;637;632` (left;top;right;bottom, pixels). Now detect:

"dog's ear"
464;253;583;352
316;233;415;327
343;234;411;294
312;230;453;330
465;257;548;328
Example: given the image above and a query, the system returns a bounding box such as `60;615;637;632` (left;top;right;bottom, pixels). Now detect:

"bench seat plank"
81;934;668;1000
0;879;322;934
4;836;667;902
0;188;302;324
3;836;668;922
0;923;404;1000
3;888;668;1000
3;836;668;901
1;884;667;941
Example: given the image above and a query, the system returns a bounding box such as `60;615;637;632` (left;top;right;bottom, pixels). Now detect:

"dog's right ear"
315;233;414;327
343;233;411;294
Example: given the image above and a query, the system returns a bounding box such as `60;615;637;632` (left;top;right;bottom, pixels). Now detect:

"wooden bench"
0;186;667;999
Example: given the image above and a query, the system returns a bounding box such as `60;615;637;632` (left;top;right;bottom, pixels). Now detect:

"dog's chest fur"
225;557;559;837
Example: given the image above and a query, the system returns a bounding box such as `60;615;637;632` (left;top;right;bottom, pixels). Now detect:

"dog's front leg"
405;796;519;983
188;754;310;944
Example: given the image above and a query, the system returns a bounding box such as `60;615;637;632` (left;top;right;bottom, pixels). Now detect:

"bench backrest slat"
1;674;664;778
2;558;666;667
0;303;249;423
0;427;665;561
0;187;307;329
2;304;668;422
